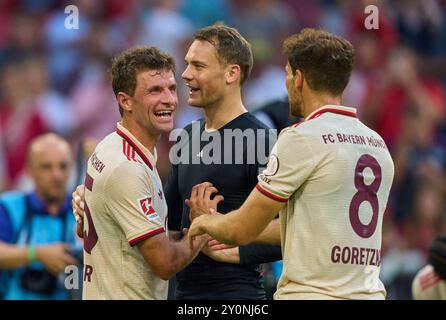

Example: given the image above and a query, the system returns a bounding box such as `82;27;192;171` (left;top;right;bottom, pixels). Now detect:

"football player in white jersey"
188;28;395;299
75;47;218;299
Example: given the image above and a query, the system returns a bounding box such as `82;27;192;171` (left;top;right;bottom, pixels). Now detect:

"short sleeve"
257;128;316;202
104;163;165;246
246;127;272;187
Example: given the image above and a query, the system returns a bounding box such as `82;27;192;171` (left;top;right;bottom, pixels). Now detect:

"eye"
191;61;205;70
41;164;51;170
60;162;68;171
149;86;162;94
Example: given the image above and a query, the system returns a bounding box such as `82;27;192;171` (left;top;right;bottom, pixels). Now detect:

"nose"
161;88;178;107
50;166;65;184
182;65;192;81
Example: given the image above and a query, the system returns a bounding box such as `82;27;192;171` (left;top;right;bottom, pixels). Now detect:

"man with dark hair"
166;23;281;300
188;28;395;300
412;235;446;299
78;46;210;300
73;25;281;300
192;22;253;86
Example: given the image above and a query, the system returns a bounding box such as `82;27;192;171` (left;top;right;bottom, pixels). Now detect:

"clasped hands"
185;182;224;244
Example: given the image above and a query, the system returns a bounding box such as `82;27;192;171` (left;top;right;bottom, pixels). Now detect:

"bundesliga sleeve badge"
138;196;160;221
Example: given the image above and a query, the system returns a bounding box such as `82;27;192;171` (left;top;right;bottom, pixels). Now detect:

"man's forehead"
186;40;218;60
137;69;176;84
139;68;174;78
31;146;71;164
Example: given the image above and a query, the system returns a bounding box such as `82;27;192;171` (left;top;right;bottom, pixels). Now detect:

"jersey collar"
306;105;357;121
116;123;155;170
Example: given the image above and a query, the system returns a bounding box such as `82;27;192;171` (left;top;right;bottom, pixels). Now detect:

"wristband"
27;246;37;262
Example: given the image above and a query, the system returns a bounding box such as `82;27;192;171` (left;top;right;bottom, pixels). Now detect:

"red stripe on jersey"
127;141;132;160
307;108;357;121
117;128;154;170
283;121;303;131
255;184;288;202
128;227;165;246
122;139;130;161
122;138;139;163
85;173;94;191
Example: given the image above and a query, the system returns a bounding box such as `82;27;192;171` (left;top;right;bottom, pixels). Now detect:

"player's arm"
103;163;213;281
201;244;240;264
168;230;182;241
201;227;282;264
188;186;285;246
136;231;209;280
254;218;281;245
141;166;223;279
189;128;315;246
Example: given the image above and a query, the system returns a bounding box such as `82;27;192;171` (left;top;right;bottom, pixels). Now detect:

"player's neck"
120;118;158;155
303;91;342;118
203;90;247;130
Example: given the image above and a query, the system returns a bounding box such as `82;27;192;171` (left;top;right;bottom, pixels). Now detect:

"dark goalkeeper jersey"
165;112;282;300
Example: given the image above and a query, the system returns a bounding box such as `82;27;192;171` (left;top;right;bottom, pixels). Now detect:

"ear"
226;64;241;85
294;69;304;90
117;92;133;113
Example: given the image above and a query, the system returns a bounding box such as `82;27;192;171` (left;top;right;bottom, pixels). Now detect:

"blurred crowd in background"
0;0;446;299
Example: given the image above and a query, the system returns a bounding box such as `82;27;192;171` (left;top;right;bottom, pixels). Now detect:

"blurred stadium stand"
0;0;445;300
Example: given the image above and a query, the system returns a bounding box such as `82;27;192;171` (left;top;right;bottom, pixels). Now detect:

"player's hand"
208;238;236;251
201;244;240;264
186;182;224;221
35;243;79;275
72;185;85;238
188;215;209;246
72;184;85;224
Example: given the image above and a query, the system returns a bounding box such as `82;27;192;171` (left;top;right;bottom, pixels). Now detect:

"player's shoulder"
280;120;314;139
181;118;205;134
227;112;270;131
242;112;271;130
91;131;147;176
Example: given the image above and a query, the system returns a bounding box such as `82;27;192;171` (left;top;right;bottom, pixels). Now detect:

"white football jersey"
257;105;394;299
82;123;168;300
